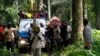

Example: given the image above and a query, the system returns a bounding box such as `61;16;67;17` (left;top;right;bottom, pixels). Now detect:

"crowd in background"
0;18;92;56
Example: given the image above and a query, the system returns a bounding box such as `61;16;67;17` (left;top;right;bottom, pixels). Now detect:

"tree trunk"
70;0;72;21
94;0;100;30
71;0;83;42
48;0;51;19
95;8;100;30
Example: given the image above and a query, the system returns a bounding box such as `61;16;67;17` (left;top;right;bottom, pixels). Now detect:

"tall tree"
71;0;83;42
92;0;100;30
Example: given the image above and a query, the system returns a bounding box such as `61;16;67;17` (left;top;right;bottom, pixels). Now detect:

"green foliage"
88;11;96;28
0;0;31;25
91;0;100;29
0;10;13;24
3;0;14;8
92;30;100;55
0;47;13;56
92;0;100;12
84;0;96;28
18;0;30;11
51;0;71;22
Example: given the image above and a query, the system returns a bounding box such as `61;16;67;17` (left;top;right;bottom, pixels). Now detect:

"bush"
0;47;13;56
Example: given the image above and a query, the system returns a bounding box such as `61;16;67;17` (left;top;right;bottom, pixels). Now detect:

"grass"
0;47;13;56
0;46;18;56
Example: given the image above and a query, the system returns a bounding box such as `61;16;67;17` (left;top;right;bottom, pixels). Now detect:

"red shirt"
0;27;3;41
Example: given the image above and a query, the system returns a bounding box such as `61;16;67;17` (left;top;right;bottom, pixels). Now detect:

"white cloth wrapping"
32;27;46;49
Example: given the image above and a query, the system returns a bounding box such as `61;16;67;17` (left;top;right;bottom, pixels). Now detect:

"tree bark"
71;0;83;42
70;0;72;21
94;0;100;30
95;7;100;30
48;0;51;19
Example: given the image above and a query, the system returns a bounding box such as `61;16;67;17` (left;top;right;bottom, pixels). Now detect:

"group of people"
27;19;93;56
22;21;72;56
0;18;93;56
0;22;17;53
28;21;72;56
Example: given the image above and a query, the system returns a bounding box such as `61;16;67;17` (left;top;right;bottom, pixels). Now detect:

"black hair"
83;19;89;26
30;23;33;27
7;22;12;29
40;23;44;27
54;25;57;28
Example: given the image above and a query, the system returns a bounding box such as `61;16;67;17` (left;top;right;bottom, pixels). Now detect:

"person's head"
30;23;33;28
40;23;44;27
39;10;45;18
54;25;57;29
18;10;27;18
83;19;89;26
7;22;12;29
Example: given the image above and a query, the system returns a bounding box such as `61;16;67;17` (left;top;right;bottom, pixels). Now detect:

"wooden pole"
30;0;37;33
48;0;51;19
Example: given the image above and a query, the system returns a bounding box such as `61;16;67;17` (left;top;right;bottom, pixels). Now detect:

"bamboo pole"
48;0;51;19
30;0;37;34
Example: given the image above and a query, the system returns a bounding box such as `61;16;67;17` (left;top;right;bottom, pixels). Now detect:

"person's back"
83;25;92;43
18;11;27;19
83;19;92;50
4;28;14;41
3;22;15;52
48;27;54;39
